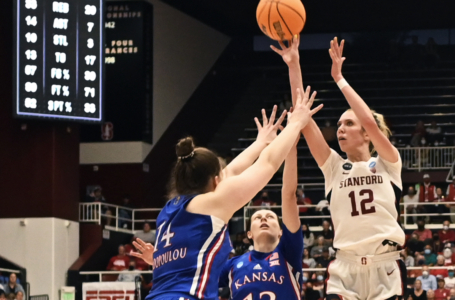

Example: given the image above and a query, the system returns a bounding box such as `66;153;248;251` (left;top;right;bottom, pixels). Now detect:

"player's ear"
247;231;253;240
214;175;221;187
278;229;283;239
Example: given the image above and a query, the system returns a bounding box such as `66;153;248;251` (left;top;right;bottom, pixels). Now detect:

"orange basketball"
256;0;306;41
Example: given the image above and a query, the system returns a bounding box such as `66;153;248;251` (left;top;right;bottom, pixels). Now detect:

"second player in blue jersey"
219;128;304;300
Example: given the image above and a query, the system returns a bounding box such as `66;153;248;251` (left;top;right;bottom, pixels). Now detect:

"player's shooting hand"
255;105;287;145
329;37;346;82
270;35;300;66
131;238;155;266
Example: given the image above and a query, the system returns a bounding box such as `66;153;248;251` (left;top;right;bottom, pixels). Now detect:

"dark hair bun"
176;137;195;158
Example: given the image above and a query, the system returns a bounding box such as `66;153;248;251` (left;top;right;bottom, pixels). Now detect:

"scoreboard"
14;0;104;122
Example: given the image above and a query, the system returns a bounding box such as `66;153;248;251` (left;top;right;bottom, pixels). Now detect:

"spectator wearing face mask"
434;278;450;300
312;271;325;298
253;191;276;207
445;268;455;289
417;265;438;291
414;220;433;242
423;245;438;266
117;260;142;282
443;247;455;265
439;220;455;245
431;256;449;278
408;233;426;255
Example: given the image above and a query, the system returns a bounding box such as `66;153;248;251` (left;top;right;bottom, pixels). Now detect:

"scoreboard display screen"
14;0;104;122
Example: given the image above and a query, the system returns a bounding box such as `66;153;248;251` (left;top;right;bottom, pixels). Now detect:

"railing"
79;203;161;233
80;270;154;282
398;146;455;172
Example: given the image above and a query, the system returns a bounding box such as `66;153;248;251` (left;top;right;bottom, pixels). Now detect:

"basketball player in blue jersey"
130;90;322;300
219;127;304;300
272;36;407;300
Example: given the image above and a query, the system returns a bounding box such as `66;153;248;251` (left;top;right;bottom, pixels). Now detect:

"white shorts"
326;250;407;300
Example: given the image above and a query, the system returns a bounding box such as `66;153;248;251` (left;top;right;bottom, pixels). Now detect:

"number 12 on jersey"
349;189;376;216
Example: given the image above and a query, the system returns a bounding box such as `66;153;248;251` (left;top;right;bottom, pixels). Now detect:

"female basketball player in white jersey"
219;120;304;300
272;36;407;300
131;91;322;300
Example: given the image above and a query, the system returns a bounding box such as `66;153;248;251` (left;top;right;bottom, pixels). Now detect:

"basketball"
256;0;306;41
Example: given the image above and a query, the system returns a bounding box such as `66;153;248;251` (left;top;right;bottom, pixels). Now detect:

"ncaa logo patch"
342;163;352;171
237;262;244;269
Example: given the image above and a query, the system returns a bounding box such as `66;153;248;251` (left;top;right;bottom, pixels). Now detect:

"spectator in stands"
315;200;330;225
445;267;455;289
414;220;433;242
442;246;455;265
296;187;313;217
419;174;438;216
315;247;333;268
411;279;427;300
434;277;450;300
107;245;130;271
404;185;422;224
302;224;314;249
439;220;455;245
431;256;449;278
427;289;435;300
303;248;316;268
15;291;23;300
117;260;142;282
418;266;438;291
450;289;455;300
310;236;325;258
5;294;13;300
87;187;113;226
118;195;133;229
408;233;426;255
401;248;415;267
3;274;24;295
132;222;155;244
0;292;5;300
411;121;427;147
321;220;334;245
424;245;438;266
252;191;276;207
427;121;442;145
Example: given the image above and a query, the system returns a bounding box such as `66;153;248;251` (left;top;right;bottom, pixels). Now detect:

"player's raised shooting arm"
281;140;301;233
222;106;286;179
271;35;331;167
329;37;398;163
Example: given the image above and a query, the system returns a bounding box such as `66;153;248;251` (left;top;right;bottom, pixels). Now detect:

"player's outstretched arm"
188;89;323;223
271;35;331;167
329;37;399;163
281;136;301;233
222;106;286;178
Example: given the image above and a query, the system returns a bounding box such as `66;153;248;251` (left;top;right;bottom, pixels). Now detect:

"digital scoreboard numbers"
14;0;104;122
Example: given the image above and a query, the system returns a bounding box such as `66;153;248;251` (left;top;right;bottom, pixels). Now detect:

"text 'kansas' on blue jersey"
146;195;231;300
219;224;303;300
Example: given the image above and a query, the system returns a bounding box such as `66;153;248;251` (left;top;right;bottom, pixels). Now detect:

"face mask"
449;272;454;277
422;271;429;277
128;265;134;271
424;249;431;255
302;276;308;283
444;226;449;231
301;193;305;198
444;249;452;258
317;275;324;281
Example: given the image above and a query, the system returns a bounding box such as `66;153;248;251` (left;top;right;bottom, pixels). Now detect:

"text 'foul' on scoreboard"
14;0;104;122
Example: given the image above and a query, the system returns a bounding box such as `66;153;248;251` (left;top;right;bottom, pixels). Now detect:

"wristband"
337;78;349;90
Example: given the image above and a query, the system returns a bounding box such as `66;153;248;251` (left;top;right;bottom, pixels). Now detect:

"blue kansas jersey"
146;195;231;300
219;224;303;300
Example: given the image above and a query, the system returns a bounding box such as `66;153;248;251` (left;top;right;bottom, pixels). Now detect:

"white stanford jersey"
320;149;405;256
